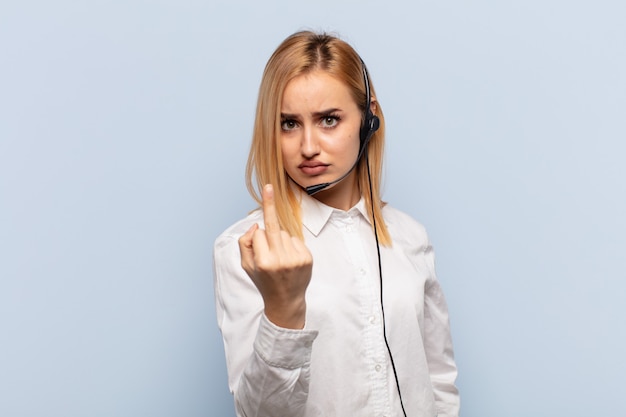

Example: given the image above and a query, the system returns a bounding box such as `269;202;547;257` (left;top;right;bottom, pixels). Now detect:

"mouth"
298;161;329;176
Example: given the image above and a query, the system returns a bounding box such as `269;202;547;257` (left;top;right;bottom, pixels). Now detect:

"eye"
281;119;298;131
320;115;340;128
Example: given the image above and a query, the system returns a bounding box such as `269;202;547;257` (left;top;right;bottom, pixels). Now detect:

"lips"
298;161;329;176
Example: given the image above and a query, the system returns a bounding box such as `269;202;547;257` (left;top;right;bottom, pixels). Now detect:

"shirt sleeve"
213;232;318;417
423;244;461;417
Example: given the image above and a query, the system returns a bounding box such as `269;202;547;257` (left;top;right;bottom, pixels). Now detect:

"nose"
300;125;320;159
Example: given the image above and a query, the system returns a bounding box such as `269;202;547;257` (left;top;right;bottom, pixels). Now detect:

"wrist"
264;298;307;329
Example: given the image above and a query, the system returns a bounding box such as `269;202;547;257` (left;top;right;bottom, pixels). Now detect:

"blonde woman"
214;31;460;417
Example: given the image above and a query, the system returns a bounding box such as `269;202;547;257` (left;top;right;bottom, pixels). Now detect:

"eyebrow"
280;108;342;119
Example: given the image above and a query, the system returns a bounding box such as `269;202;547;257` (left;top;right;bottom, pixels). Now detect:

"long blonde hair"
245;31;391;245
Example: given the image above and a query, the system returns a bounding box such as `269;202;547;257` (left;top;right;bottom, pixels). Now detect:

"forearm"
424;289;460;416
233;315;318;417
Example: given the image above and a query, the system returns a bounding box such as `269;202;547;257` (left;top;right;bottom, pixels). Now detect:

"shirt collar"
299;191;371;236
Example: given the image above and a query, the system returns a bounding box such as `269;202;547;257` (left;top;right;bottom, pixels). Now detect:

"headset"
303;59;408;417
304;59;380;196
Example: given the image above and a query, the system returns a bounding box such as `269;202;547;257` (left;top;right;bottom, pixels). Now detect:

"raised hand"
239;184;313;329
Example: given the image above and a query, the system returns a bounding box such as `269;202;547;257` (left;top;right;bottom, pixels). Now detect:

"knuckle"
255;257;277;273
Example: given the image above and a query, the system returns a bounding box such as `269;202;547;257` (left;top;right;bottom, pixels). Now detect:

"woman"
214;31;460;417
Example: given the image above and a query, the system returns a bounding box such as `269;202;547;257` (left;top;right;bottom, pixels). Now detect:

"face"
280;70;363;210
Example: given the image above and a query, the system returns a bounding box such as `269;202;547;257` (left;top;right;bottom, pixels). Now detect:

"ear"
369;97;378;116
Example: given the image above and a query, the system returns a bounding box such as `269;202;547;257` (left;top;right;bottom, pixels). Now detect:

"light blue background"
1;1;624;416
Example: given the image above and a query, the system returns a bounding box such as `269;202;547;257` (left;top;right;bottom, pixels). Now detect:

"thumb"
238;223;259;275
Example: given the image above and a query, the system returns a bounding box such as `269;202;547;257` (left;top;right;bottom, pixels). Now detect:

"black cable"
365;153;408;417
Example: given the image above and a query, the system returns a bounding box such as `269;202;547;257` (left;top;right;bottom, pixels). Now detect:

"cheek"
280;139;297;165
327;130;359;157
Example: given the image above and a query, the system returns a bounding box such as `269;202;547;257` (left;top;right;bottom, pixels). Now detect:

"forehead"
281;70;358;112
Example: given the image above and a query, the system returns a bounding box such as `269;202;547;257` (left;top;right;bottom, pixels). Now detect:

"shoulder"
382;204;431;249
214;209;263;253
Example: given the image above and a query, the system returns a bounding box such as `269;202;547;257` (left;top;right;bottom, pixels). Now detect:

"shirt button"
358;268;366;276
375;364;382;372
369;315;376;324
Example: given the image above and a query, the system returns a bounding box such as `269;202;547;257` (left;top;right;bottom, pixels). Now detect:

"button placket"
332;206;391;415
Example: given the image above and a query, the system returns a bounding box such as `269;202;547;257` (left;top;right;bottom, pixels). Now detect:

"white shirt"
213;193;460;417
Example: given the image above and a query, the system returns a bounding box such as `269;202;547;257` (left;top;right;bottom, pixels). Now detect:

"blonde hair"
245;31;391;245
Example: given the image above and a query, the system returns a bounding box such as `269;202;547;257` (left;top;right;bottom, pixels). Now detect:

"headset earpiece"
360;114;380;147
371;114;380;131
359;60;380;149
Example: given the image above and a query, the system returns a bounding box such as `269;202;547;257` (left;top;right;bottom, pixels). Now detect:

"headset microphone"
305;61;380;196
